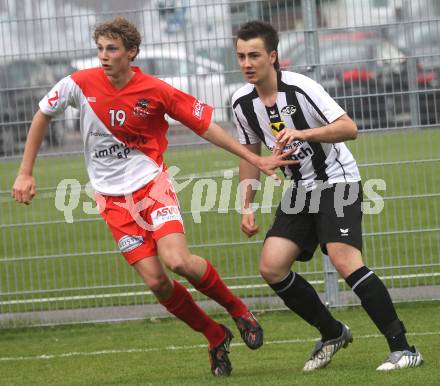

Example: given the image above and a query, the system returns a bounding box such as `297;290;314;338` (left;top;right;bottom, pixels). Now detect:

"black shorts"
265;182;363;261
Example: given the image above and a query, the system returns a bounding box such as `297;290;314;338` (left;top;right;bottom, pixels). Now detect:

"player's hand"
256;148;299;181
11;174;36;205
276;128;304;146
240;212;259;238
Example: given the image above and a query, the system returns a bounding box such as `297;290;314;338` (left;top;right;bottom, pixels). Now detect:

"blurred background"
0;0;439;327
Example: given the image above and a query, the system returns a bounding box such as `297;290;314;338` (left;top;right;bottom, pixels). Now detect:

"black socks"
346;266;410;352
270;271;342;341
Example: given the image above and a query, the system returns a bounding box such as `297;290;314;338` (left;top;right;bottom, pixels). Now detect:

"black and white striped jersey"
232;71;361;190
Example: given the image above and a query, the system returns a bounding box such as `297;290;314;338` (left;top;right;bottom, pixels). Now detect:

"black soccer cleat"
209;325;234;377
233;310;264;350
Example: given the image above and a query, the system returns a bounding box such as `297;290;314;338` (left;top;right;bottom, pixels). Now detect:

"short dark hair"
94;17;141;61
236;20;280;70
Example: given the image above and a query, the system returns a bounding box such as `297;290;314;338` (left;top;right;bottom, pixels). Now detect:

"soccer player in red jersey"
11;17;296;377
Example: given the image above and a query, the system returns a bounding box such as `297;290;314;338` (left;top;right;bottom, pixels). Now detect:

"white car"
73;46;240;123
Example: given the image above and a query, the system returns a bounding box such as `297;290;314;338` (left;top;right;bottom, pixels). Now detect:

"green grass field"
0;129;439;313
0;302;439;386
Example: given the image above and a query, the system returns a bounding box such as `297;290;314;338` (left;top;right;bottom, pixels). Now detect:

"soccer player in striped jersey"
232;20;423;372
10;17;297;377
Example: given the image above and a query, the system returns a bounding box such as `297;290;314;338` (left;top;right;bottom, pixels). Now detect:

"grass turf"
0;301;438;385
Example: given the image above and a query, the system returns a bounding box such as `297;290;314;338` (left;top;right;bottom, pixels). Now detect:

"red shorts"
97;173;185;265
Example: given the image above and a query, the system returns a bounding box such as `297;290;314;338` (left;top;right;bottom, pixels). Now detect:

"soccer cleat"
303;323;353;372
208;325;234;377
233;310;264;350
376;346;423;371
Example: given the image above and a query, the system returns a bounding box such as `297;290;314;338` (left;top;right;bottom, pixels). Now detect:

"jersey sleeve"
39;75;79;117
232;100;261;145
301;76;346;124
162;84;213;136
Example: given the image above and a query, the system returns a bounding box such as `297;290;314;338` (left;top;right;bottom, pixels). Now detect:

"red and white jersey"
39;67;213;195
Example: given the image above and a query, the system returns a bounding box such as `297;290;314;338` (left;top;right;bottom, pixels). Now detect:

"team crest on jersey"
281;105;297;116
133;98;150;118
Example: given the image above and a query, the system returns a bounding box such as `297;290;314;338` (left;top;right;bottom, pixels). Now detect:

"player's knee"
259;261;281;283
147;275;172;295
164;254;190;276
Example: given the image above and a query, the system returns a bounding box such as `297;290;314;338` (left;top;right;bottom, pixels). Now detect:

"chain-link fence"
1;0;439;326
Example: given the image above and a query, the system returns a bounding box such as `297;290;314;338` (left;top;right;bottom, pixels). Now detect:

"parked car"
0;59;69;156
73;46;241;123
387;21;440;125
278;31;409;129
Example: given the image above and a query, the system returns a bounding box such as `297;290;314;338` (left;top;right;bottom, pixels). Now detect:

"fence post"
301;0;321;82
322;253;339;307
302;0;338;306
403;1;421;128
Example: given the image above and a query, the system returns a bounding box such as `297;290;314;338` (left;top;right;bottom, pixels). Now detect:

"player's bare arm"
276;114;357;147
11;110;52;205
239;143;262;237
202;121;297;180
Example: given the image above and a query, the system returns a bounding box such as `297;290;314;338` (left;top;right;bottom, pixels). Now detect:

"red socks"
189;260;248;318
160;280;225;348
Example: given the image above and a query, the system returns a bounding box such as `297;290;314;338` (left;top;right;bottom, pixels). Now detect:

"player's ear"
128;47;138;61
270;50;277;65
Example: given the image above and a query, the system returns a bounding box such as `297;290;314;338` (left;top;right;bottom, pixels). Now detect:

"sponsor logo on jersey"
192;99;205;119
270;121;287;137
269;140;314;161
133;98;150;118
151;206;182;226
281;105;297;116
94;142;132;159
89;131;112;137
118;235;144;253
290;140;314;161
47;90;59;108
269;109;280;119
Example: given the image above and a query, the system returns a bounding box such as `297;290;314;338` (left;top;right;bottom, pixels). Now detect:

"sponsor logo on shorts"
151;206;182;226
192;99;205;119
340;228;349;236
118;235;144;252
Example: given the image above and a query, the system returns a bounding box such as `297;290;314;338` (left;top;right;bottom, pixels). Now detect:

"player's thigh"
263;204;318;279
260;236;302;283
326;242;363;278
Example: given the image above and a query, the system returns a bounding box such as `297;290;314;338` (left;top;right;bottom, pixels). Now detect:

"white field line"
0;331;438;362
2;272;440;306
